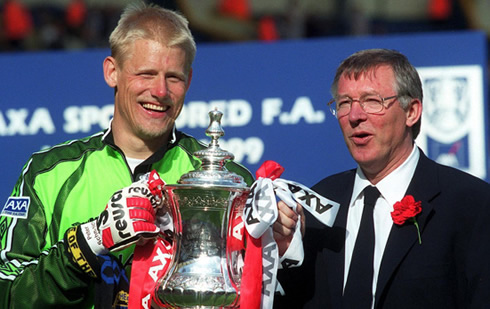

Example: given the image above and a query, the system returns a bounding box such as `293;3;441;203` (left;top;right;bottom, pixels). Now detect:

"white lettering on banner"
177;100;252;128
218;137;264;164
177;96;325;127
262;96;325;125
262;98;282;125
227;100;252;126
0;109;28;135
178;101;209;128
63;105;113;133
29;108;56;134
0;108;55;136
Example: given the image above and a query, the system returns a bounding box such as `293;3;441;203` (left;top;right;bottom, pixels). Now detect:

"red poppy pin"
391;195;422;244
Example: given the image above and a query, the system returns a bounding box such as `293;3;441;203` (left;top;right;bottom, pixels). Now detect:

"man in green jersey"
0;2;253;308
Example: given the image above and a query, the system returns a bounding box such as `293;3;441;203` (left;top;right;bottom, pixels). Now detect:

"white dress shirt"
343;145;420;306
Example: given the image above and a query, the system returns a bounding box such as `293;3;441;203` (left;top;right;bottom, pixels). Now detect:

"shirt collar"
169;125;177;144
352;145;420;208
102;123;179;148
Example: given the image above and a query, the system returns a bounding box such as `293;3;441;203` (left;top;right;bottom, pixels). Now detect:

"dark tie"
342;185;381;309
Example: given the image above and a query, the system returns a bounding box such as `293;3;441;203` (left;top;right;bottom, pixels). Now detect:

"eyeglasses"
327;94;398;118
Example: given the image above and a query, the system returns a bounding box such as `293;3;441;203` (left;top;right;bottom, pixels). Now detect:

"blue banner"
0;31;487;206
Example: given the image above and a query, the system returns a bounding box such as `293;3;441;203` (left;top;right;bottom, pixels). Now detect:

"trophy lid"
177;108;248;188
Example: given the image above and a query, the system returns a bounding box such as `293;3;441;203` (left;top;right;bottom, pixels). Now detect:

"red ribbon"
129;237;173;308
241;160;284;309
255;160;284;181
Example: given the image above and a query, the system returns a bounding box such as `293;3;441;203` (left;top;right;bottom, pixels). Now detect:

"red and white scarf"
241;160;340;309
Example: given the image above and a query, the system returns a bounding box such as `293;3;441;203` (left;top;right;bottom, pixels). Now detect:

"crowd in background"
1;0;489;54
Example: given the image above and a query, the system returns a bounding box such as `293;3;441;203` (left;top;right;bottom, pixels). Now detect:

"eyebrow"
336;92;380;98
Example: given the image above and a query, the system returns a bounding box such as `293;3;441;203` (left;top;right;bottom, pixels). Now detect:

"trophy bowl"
155;109;250;308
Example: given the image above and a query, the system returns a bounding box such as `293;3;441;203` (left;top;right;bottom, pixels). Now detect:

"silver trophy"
156;109;250;308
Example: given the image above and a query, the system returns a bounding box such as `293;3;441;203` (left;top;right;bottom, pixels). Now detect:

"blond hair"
109;1;196;73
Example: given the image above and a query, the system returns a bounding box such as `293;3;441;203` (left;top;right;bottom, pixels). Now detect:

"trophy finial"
206;108;225;148
192;108;234;171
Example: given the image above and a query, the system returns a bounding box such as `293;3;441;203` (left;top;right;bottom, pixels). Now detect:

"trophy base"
157;273;239;308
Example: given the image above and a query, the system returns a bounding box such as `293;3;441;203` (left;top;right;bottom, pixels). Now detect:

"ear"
405;98;422;128
103;56;118;88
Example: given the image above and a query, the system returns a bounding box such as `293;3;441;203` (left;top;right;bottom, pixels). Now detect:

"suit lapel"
324;172;356;307
375;152;440;306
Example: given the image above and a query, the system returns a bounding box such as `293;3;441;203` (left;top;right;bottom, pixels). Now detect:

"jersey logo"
1;197;30;219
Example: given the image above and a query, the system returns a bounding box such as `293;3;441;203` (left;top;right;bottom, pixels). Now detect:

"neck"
112;128;170;160
362;143;415;185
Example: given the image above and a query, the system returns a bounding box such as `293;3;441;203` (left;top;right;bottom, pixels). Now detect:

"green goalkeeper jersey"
0;128;253;308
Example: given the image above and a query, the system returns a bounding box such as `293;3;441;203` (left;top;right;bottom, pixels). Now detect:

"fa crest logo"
417;65;486;179
2;197;30;219
423;76;469;135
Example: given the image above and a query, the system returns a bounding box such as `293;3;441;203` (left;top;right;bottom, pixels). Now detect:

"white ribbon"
243;177;340;308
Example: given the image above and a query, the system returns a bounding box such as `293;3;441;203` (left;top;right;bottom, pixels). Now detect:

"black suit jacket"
275;151;490;308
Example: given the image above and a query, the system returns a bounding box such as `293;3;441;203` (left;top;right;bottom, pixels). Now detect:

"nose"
150;75;168;99
348;100;367;122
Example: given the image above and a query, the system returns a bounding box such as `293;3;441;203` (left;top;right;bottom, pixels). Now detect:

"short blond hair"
109;1;196;73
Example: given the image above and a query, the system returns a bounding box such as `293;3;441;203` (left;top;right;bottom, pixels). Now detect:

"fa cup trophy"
156;109;250;308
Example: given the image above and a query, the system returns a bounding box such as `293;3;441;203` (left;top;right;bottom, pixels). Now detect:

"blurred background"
0;0;488;58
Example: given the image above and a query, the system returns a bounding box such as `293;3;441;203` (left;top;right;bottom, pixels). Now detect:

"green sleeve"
0;171;95;308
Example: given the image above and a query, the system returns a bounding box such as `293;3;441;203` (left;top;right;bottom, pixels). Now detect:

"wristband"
64;226;99;278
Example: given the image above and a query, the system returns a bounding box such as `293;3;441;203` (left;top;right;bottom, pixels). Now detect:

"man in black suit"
273;49;490;308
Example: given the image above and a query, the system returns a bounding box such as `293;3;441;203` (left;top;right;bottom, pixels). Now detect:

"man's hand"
80;173;165;256
273;201;305;256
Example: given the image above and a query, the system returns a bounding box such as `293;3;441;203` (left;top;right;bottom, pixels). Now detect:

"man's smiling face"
109;39;191;142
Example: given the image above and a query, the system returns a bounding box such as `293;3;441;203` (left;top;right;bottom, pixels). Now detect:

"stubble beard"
135;118;174;142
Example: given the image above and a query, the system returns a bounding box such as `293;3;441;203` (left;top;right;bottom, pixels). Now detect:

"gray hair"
109;1;196;74
330;49;423;138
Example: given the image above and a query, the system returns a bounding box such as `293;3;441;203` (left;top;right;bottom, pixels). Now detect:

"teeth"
142;103;168;112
